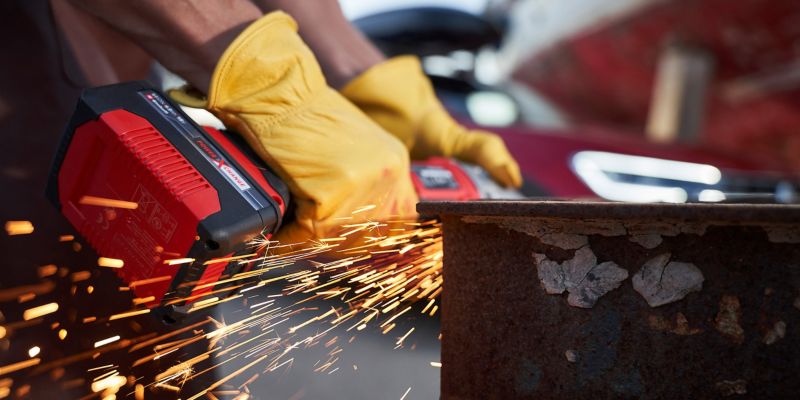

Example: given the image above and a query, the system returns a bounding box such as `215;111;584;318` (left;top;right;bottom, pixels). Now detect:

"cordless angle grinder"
47;81;521;325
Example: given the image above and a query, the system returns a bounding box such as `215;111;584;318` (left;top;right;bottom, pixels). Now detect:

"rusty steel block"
417;201;800;399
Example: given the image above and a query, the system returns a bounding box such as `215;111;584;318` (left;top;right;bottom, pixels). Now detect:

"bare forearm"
68;0;262;93
253;0;385;89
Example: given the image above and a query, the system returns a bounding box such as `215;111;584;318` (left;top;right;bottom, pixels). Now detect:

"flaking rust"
648;313;703;335
632;253;704;307
420;200;800;399
534;246;628;308
715;295;745;344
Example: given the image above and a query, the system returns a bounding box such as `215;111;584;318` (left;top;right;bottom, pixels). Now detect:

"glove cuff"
341;55;448;153
340;55;423;100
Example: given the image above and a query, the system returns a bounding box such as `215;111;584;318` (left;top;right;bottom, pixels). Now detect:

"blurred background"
168;0;800;205
4;0;800;398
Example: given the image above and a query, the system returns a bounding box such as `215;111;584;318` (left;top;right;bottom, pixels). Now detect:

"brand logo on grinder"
195;139;220;160
219;163;250;190
194;137;251;191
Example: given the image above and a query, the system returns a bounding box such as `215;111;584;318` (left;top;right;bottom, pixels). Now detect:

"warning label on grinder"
132;184;178;242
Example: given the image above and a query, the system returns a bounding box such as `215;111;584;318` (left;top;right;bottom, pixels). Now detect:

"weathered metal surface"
418;200;800;399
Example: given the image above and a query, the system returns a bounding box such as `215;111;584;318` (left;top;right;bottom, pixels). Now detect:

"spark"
58;235;74;241
87;364;113;371
203;253;256;265
94;336;121;348
5;221;33;235
58;329;67;340
164;258;195;265
134;384;144;400
351;205;376;214
421;299;435;314
239;282;266;294
37;265;57;278
17;293;35;303
128;275;172;287
23;303;58;320
109;309;150;320
92;369;118;381
129;319;210;353
152;348;180;361
28;347;40;358
98;257;124;268
396;328;414;346
1;205;447;398
190;295;242;313
380;307;412;328
70;271;91;282
289;308;337;333
430;362;442;367
132;296;155;305
0;359;40;375
90;375;126;393
78;196;138;209
249;300;273;309
400;387;411;400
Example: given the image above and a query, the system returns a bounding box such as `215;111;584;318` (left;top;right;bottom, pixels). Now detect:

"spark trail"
0;213;443;399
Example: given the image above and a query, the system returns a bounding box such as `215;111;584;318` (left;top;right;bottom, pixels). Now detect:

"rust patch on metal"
648;312;703;335
763;320;786;345
716;380;747;397
715;295;745;344
565;349;580;363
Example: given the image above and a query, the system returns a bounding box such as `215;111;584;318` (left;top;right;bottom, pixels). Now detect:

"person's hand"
171;12;418;244
341;56;523;188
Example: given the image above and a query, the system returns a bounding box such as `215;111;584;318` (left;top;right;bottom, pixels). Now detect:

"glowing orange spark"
109;309;150;320
98;258;124;268
78;196;138;210
23;303;58;321
94;336;120;348
0;358;40;376
5;221;33;235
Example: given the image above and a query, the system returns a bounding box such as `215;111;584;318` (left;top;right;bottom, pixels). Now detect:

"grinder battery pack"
47;81;520;325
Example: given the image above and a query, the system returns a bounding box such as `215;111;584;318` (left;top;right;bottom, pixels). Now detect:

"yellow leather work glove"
171;12;418;245
341;55;523;188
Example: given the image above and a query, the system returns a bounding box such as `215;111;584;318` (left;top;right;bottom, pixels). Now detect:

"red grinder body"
47;81;510;325
47;81;290;324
